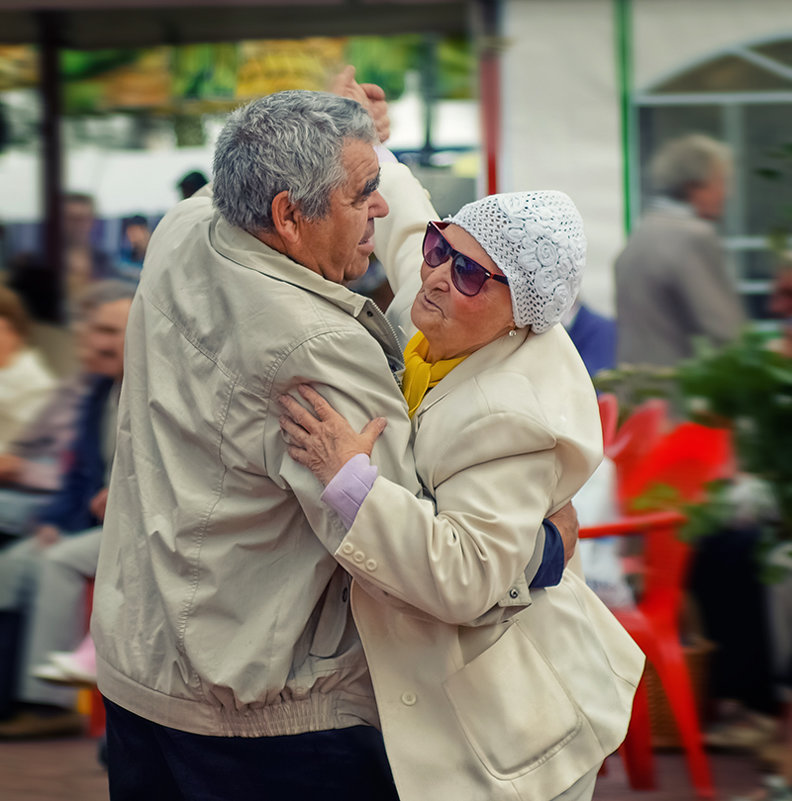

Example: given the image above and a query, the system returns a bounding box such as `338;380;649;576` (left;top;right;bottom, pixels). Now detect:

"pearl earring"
508;328;517;337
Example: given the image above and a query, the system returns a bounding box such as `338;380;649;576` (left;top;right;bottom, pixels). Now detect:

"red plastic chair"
607;398;670;510
84;580;105;738
581;423;733;798
598;392;619;451
620;422;733;513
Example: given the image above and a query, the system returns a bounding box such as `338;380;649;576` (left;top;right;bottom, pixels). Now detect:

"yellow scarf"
402;332;468;418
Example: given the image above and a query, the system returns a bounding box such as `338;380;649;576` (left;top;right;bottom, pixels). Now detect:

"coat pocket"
443;623;582;780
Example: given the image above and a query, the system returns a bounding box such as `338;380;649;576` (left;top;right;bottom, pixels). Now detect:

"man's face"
84;298;132;379
689;165;729;221
296;139;389;284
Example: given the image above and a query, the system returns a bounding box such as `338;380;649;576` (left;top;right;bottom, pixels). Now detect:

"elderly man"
615;133;746;366
92;89;574;800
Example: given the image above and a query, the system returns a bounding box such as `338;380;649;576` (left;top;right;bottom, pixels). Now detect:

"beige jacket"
314;163;644;801
93;194;420;736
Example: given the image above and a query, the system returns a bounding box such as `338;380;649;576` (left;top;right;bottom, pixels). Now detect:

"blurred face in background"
84;298;132;379
688;163;730;221
0;317;22;369
125;223;150;255
63;198;96;249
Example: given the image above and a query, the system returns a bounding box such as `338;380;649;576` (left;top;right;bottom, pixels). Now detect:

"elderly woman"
279;162;644;801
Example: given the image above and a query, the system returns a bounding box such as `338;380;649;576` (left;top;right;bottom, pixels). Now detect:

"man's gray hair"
650;133;731;200
212;91;376;235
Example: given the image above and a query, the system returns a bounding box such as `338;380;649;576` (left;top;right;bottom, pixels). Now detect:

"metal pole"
37;10;64;324
475;0;501;195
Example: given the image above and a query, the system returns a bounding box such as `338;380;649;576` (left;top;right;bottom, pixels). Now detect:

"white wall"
501;0;622;315
632;0;792;91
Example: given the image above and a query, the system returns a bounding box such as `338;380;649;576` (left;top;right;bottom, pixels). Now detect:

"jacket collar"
210;211;368;317
414;327;531;418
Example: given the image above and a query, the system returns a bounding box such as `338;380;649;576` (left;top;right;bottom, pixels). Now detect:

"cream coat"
313;164;645;801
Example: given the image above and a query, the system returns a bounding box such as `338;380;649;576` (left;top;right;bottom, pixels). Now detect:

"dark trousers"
689;526;779;716
104;697;400;801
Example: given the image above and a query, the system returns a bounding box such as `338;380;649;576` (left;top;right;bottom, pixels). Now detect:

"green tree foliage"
677;331;792;537
346;35;474;100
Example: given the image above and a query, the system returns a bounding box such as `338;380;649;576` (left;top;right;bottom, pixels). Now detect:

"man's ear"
270;190;302;245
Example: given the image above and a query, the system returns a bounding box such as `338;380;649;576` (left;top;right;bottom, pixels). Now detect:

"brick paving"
0;733;769;800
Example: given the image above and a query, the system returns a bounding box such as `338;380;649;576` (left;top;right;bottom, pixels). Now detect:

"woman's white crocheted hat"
446;191;586;333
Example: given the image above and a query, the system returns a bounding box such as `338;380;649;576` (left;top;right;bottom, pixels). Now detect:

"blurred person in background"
615;133;745;366
0;285;55;453
768;255;792;358
115;214;151;282
176;169;209;200
0;283;133;735
9;192;116;324
749;254;792;800
0;281;133;539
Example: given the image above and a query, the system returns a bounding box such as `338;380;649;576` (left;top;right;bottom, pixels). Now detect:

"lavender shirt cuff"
321;453;379;530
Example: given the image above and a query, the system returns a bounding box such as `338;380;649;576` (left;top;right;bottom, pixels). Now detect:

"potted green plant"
676;330;792;576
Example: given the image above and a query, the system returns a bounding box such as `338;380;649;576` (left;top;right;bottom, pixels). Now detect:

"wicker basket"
645;637;716;749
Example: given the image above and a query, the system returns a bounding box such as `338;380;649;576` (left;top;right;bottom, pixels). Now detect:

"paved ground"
0;732;770;800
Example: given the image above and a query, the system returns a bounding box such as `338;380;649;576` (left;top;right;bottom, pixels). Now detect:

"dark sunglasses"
421;221;509;297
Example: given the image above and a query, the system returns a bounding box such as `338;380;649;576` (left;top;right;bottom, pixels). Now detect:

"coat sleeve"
673;227;745;346
262;324;421;554
325;399;561;625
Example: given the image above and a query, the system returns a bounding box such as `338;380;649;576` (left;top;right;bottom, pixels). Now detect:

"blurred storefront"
0;0;490;324
2;0;792;324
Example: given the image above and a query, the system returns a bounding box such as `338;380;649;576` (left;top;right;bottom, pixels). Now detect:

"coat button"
341;543;354;555
365;559;378;571
353;551;365;563
509;588;519;599
401;691;417;706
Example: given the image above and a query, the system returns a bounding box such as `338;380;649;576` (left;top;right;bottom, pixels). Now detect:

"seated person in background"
0;281;133;539
0;283;133;735
0;286;55;453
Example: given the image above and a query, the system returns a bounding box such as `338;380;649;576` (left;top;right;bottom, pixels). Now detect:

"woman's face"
410;223;514;362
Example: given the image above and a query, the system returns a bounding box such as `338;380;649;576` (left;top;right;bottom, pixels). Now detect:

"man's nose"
369;190;388;220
